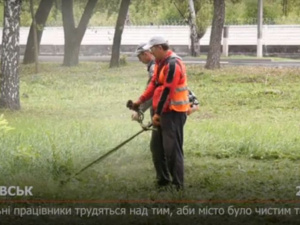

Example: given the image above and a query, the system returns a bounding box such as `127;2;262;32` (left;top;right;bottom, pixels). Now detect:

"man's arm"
139;99;152;112
138;69;157;103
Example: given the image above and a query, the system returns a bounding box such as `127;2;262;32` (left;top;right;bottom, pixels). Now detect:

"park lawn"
0;62;300;224
188;54;300;62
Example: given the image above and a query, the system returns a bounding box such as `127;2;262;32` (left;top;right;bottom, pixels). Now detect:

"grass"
184;54;300;61
1;62;300;224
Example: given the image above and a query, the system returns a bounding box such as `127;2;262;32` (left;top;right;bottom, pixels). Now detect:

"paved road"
25;55;300;67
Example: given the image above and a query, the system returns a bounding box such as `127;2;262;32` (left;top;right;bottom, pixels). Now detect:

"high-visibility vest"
155;57;189;112
170;80;189;112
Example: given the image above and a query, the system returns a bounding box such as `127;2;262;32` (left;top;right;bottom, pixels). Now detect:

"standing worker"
129;36;191;190
132;43;199;120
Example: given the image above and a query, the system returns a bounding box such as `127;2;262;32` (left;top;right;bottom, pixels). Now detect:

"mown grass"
1;63;300;224
189;54;300;61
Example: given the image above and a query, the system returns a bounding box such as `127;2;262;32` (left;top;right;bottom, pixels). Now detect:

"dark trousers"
150;111;187;188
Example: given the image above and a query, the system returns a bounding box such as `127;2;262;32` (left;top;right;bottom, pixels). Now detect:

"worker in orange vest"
130;36;194;190
132;43;199;120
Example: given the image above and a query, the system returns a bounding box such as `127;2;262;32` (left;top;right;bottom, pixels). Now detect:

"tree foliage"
171;0;212;38
1;0;300;26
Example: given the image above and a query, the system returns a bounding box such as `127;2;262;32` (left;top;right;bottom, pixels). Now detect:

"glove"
126;100;141;111
152;114;160;126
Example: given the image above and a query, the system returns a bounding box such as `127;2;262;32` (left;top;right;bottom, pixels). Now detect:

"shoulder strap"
166;57;176;83
155;56;182;85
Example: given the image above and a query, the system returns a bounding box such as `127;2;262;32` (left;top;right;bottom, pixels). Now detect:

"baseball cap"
134;43;150;56
144;36;168;49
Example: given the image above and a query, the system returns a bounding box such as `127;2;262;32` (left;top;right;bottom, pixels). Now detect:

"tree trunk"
29;0;39;73
0;0;22;110
188;0;199;56
282;0;288;16
205;0;225;69
109;0;131;68
63;36;80;66
62;0;98;67
23;0;54;64
257;0;263;58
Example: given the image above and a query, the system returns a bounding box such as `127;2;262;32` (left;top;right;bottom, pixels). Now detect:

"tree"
23;0;54;65
205;0;225;69
243;0;281;24
109;0;131;68
29;0;39;73
188;0;199;56
0;0;22;110
62;0;98;66
282;0;288;16
257;0;263;57
172;0;212;56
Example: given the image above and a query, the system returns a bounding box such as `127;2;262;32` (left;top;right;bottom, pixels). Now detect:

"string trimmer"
60;100;153;185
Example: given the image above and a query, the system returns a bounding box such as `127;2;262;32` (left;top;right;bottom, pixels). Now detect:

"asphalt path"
22;55;300;67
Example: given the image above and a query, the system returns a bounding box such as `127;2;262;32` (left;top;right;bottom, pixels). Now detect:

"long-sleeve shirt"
139;50;187;115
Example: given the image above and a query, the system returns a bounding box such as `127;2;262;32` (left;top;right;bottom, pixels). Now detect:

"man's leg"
150;126;170;186
161;111;186;189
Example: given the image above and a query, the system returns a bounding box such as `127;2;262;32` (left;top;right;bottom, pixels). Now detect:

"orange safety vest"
155;57;190;112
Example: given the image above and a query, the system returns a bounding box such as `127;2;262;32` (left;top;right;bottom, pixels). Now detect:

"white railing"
1;25;300;46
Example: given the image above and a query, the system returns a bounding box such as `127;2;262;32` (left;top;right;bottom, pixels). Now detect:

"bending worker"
132;43;156;119
130;36;196;190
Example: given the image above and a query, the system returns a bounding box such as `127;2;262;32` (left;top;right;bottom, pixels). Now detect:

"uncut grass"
0;63;300;201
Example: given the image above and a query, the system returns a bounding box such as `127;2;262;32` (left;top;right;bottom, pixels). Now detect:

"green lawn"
186;54;300;61
1;62;300;224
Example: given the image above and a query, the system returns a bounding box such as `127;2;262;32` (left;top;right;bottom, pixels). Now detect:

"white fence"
1;25;300;46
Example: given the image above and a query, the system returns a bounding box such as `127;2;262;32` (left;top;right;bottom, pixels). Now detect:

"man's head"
135;43;153;64
144;36;169;60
